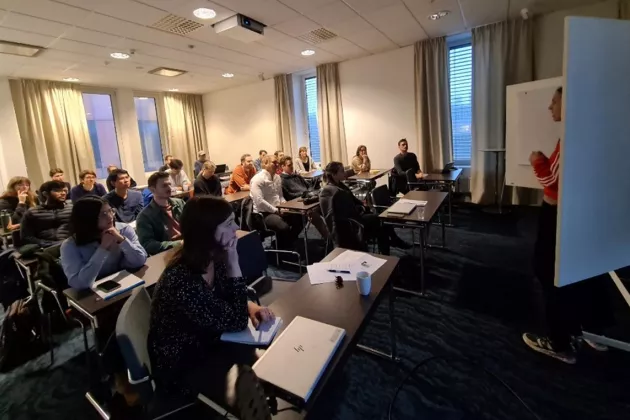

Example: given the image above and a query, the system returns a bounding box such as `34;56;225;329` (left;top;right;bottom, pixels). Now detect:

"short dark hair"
40;180;67;194
168;159;183;170
164;154;173;161
107;169;129;189
398;138;407;146
259;150;267;156
148;171;170;188
49;168;63;177
168;196;234;274
274;150;283;157
556;87;563;95
356;145;367;157
241;153;251;163
279;156;292;166
70;196;108;246
79;169;97;180
107;165;118;174
323;161;344;184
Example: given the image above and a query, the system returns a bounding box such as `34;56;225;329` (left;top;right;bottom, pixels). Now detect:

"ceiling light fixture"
222;73;234;78
429;10;450;20
0;40;44;57
168;88;179;92
110;52;130;59
193;8;216;20
148;67;187;77
301;49;315;56
63;77;80;82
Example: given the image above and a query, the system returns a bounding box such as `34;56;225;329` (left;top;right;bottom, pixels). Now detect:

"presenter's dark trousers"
534;202;610;351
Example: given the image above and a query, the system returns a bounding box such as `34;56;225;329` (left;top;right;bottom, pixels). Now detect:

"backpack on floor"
0;249;29;310
0;298;46;372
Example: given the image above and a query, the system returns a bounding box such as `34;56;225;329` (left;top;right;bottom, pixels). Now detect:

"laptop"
215;164;227;174
252;316;346;404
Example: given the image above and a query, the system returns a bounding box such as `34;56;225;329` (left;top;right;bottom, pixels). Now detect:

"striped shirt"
532;140;560;204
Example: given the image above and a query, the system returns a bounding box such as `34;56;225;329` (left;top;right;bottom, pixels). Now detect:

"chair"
370;185;393;214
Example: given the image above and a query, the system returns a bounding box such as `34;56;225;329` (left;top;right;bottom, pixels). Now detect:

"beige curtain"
621;0;630;18
414;37;452;173
471;19;538;205
10;79;95;187
316;63;347;164
274;74;296;158
163;93;207;177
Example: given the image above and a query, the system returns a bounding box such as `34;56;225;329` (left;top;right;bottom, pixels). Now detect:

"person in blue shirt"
104;169;144;223
70;169;107;202
253;149;267;172
60;196;147;290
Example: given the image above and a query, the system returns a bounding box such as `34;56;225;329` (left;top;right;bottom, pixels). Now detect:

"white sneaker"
583;338;609;352
523;333;577;364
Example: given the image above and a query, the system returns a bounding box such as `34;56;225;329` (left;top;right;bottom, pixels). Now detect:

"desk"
276;198;320;265
379;191;447;295
301;170;323;180
420;168;462;226
198;248;400;417
348;169;389;182
224;190;250;203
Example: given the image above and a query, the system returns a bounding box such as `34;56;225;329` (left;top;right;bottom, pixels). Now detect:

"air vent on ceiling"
298;28;337;44
150;14;204;36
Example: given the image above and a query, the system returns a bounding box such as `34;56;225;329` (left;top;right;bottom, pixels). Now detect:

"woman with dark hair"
351;145;371;174
0;176;37;229
319;162;409;255
148;196;274;399
60;196;147;290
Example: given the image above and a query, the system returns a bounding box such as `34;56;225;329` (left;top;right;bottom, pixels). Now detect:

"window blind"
448;44;473;166
304;77;321;162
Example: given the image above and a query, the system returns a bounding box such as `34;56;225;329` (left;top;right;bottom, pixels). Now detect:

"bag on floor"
0;249;29;310
0;298;46;372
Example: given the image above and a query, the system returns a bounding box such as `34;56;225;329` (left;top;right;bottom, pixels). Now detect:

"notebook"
220;317;283;345
253;316;346;403
91;271;145;301
387;201;417;215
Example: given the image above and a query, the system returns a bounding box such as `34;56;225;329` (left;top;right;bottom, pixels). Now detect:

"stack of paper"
398;198;428;207
221;317;283;345
306;250;387;285
92;271;145;301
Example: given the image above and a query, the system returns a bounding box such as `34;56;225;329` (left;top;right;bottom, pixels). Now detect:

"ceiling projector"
214;14;265;43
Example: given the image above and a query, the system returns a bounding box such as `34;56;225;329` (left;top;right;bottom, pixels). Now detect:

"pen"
328;269;351;274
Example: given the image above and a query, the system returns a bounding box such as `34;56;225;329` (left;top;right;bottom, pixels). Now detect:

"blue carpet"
2;204;629;420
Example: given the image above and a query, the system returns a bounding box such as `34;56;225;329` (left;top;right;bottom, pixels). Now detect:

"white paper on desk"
91;271;145;301
307;263;354;285
352;254;387;275
387;201;417;215
221;317;283;345
398;198;428;207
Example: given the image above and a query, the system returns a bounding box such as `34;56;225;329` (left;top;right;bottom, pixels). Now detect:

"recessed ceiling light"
193;8;216;20
110;52;130;59
222;73;234;78
148;67;187;77
301;49;315;56
429;10;450;20
168;88;179;92
0;40;44;57
63;77;80;82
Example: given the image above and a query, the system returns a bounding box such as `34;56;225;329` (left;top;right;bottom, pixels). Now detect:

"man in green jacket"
136;171;185;255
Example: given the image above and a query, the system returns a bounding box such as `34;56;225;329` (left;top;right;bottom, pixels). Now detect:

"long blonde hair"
1;176;36;208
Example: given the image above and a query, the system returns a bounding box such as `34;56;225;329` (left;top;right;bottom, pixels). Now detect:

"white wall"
534;0;620;79
339;46;417;170
0;77;27;188
203;79;277;169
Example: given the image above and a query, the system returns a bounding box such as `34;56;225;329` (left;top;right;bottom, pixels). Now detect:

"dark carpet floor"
2;204;629;420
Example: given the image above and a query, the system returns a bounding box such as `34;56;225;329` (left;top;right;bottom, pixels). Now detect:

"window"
448;44;473;166
134;97;163;172
304;77;321;162
82;93;122;179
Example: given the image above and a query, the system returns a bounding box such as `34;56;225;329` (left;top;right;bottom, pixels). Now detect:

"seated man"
168;159;191;192
194;161;222;197
159;154;172;172
136;172;185;255
225;154;256;194
279;156;328;238
193;151;208;178
250;155;302;247
105;165;138;191
70;169;107;201
21;180;73;248
273;151;284;175
394;138;423;179
254;149;267;172
104;169;144;223
49;168;72;191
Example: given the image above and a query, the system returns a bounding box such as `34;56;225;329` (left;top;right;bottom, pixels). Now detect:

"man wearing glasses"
250;155;302;247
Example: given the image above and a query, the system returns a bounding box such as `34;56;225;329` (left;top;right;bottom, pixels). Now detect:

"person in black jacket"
320;162;409;255
193;161;222;197
0;176;37;229
21;180;73;248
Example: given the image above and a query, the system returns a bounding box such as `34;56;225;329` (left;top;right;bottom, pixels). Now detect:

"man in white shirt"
167;158;191;192
250;155;303;247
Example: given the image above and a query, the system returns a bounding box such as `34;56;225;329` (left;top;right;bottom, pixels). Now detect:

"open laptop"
214;164;227;174
252;316;345;405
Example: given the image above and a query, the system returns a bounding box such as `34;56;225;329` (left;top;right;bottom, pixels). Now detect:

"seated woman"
351;145;371;174
319;162;410;255
294;146;314;174
0;176;37;230
148;196;274;402
60;196;148;290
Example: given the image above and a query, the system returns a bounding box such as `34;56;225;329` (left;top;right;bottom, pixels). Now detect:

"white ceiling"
0;0;603;93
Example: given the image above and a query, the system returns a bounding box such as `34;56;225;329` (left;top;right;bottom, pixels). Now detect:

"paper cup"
356;271;371;296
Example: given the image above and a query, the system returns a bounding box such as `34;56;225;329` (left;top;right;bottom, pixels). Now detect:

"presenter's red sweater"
532;140;560;204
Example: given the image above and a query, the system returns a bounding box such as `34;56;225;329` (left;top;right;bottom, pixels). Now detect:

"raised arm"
118;225;148;269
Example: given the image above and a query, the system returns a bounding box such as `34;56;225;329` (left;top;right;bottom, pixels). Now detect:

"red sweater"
532;140;560;203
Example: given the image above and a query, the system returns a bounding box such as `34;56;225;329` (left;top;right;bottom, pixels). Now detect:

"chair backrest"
344;168;356;179
371;185;392;209
236;231;268;280
116;287;153;401
240;197;254;231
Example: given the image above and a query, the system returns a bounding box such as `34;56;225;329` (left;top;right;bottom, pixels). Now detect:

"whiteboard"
505;78;562;189
556;17;630;286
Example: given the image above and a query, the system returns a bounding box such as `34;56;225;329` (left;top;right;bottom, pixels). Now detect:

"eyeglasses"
99;208;115;218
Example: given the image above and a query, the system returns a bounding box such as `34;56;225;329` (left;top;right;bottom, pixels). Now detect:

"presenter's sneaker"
522;333;577;364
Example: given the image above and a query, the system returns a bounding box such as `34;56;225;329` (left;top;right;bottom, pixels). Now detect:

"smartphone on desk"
97;280;121;293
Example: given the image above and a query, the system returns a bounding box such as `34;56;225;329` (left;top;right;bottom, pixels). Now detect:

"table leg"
302;212;309;266
357;280;399;362
447;181;454;227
